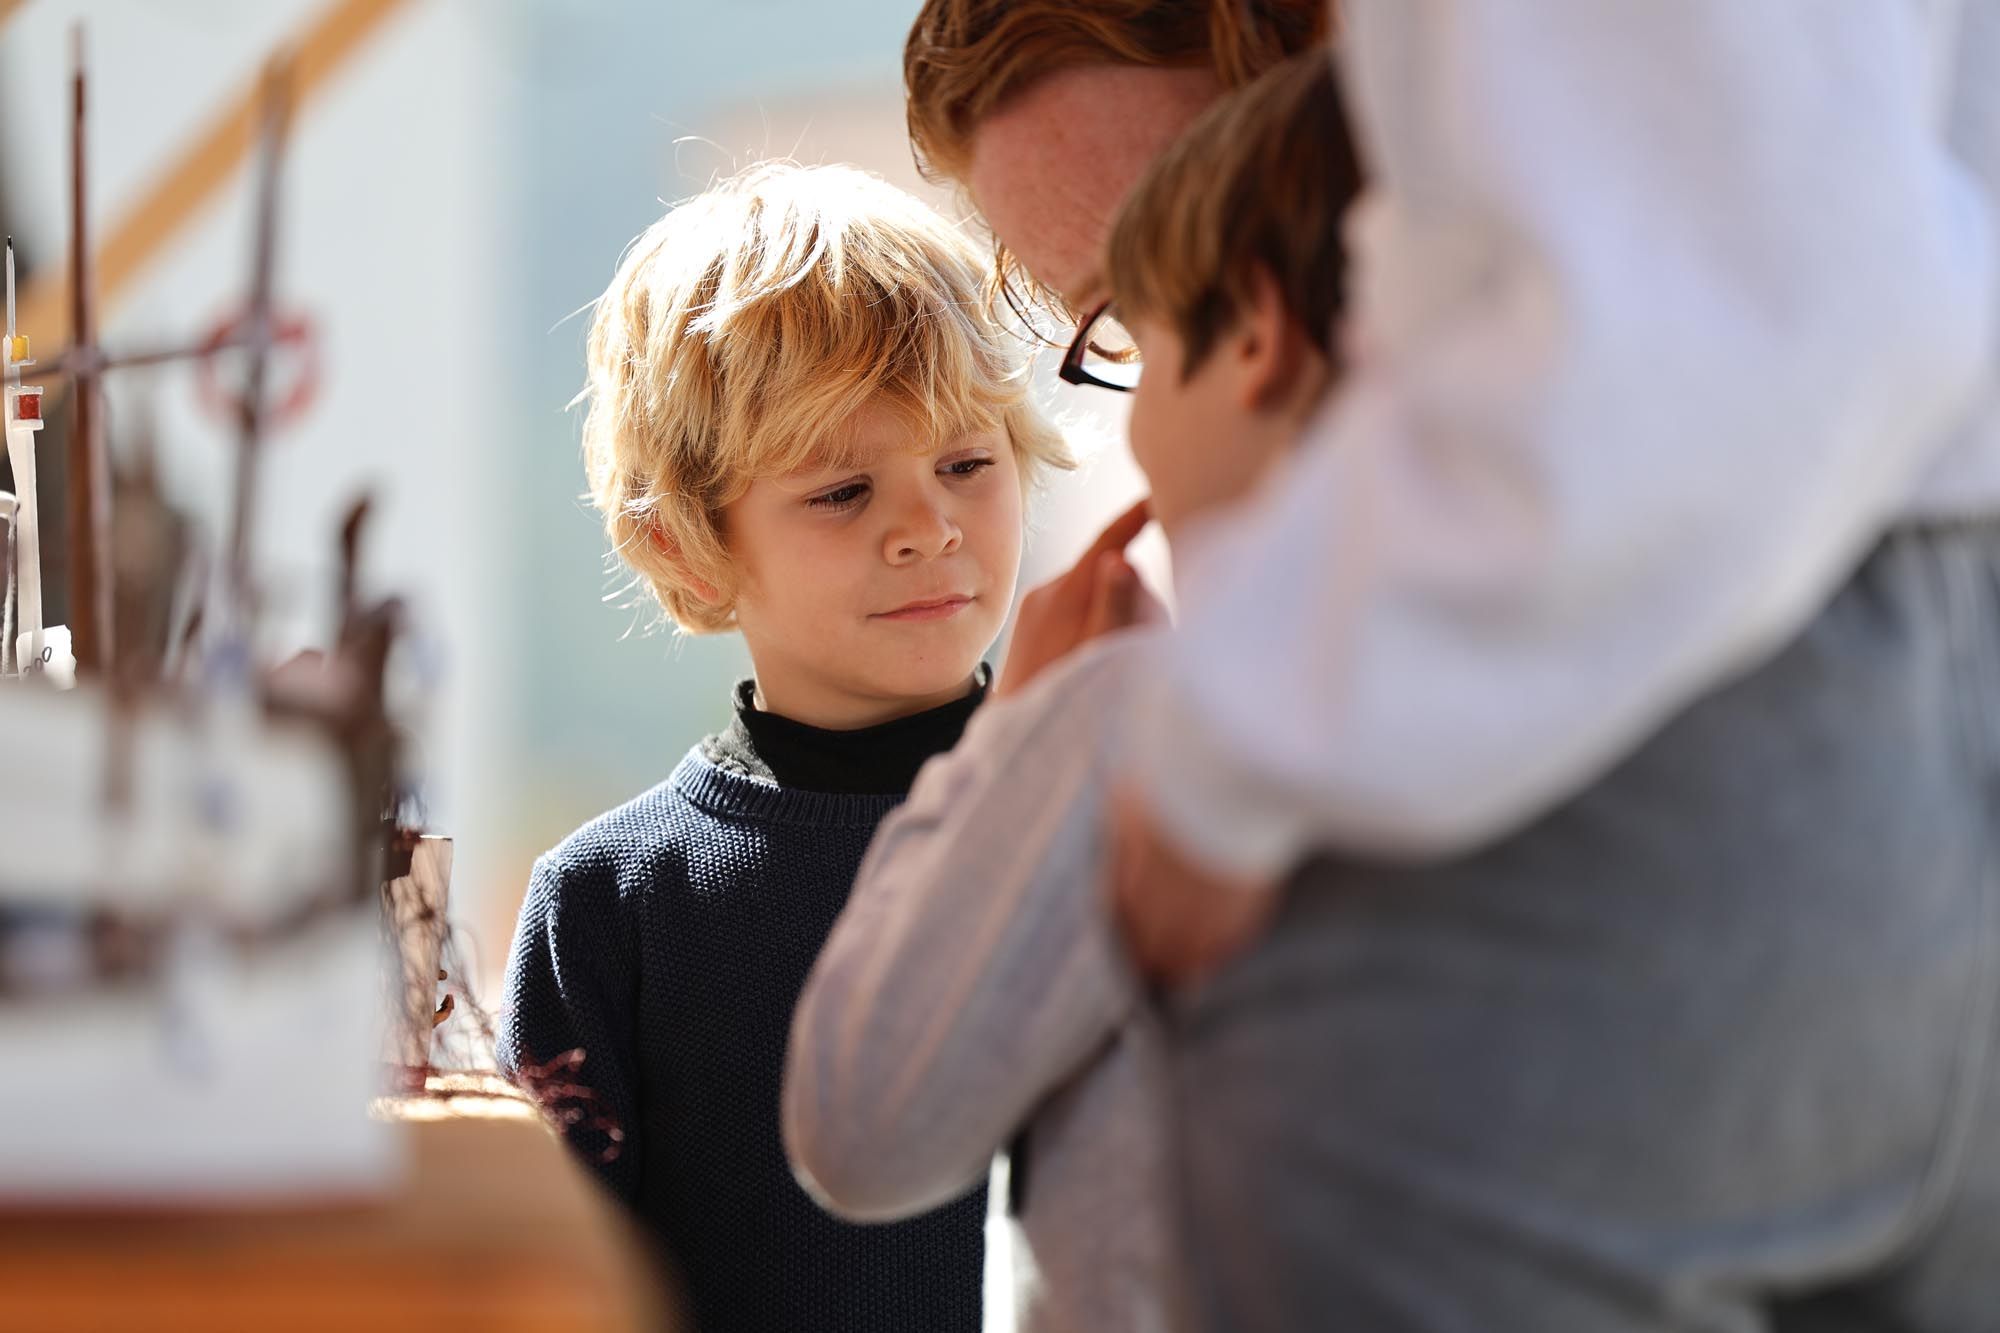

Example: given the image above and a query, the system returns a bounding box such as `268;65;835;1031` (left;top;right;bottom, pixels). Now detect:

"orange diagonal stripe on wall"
15;0;416;353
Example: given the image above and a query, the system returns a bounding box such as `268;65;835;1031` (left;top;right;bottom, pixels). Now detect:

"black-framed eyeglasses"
1057;302;1143;393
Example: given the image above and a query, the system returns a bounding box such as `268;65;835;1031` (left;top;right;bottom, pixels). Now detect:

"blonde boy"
785;54;1358;1333
499;162;1069;1333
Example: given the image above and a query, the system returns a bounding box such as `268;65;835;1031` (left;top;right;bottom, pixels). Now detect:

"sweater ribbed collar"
678;667;987;824
670;751;910;829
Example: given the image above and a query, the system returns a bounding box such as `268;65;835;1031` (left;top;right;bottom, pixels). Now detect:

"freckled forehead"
968;63;1223;307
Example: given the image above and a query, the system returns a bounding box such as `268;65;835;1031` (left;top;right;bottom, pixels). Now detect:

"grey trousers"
1169;523;2000;1333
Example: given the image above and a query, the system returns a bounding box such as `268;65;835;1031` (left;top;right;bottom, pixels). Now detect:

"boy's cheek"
1125;402;1162;485
1126;409;1186;519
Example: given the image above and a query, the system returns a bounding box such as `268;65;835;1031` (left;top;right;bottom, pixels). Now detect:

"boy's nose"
885;499;962;563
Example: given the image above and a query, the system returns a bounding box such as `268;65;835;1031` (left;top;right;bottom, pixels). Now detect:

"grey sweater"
783;633;1183;1333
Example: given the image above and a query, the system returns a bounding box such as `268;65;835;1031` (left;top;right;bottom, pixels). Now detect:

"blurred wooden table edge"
0;1073;680;1332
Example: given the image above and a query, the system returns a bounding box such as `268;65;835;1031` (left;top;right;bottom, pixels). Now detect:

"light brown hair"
580;162;1072;634
1107;50;1361;377
903;0;1331;321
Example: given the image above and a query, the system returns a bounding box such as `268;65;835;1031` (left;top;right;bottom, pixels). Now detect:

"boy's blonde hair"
1107;50;1361;376
902;0;1331;322
581;162;1072;633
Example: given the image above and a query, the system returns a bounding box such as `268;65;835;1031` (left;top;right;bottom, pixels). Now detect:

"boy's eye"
807;482;869;509
942;457;996;479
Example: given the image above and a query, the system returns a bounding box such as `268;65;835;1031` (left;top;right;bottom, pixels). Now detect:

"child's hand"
996;498;1158;699
1109;786;1283;989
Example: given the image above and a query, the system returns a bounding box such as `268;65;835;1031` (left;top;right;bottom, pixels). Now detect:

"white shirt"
1130;0;2000;876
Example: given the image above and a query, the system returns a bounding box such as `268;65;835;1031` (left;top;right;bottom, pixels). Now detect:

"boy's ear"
649;522;722;606
1229;264;1313;414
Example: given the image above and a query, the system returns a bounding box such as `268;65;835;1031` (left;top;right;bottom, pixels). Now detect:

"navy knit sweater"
499;688;987;1333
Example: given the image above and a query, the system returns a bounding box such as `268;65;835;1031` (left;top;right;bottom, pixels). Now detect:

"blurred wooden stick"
68;24;108;674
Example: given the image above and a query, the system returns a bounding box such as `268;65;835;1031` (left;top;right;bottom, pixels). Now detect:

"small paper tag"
16;623;76;689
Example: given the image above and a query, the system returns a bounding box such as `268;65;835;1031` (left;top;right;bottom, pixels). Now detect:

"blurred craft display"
381;830;457;1082
0;33;428;1203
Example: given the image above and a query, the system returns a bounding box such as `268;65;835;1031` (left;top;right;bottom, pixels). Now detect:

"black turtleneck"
701;667;989;796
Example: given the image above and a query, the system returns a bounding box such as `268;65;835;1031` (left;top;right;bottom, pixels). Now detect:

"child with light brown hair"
784;51;1360;1333
498;160;1071;1333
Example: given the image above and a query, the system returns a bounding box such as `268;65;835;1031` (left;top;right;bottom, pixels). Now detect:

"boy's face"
1126;316;1297;545
722;402;1024;729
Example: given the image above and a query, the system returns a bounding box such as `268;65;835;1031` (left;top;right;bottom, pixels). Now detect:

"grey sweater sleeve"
783;635;1149;1220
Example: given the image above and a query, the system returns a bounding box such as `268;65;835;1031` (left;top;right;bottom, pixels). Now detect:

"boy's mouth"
873;595;974;622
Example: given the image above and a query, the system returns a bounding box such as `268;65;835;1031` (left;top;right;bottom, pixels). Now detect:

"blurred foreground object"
381;833;454;1080
0;680;394;1199
0;22;425;1208
0;15;677;1326
0;1075;678;1332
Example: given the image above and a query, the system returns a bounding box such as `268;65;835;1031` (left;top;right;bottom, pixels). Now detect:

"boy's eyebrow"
775;411;1007;481
777;459;868;487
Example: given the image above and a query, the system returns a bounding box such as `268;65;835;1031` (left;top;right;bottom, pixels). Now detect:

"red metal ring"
195;308;321;430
